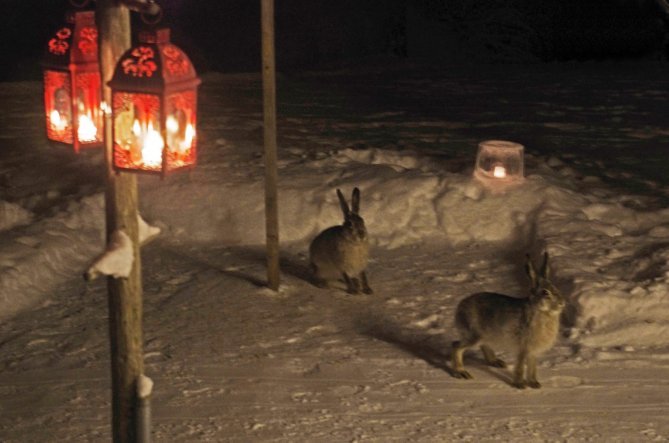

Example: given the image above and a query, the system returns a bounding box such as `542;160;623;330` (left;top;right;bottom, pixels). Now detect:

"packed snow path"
1;242;668;441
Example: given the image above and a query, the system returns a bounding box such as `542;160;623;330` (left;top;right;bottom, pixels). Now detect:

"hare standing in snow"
451;252;565;389
309;187;373;294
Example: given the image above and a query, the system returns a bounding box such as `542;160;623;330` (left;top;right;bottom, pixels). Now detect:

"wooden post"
261;0;280;290
97;1;145;442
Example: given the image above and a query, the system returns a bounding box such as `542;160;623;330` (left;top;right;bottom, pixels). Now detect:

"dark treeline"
0;0;666;81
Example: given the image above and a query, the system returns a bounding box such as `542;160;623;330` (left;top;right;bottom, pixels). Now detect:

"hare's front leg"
360;271;373;294
526;354;541;389
512;349;529;389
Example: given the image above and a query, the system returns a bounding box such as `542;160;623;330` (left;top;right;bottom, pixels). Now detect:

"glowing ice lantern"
43;9;103;152
474;140;524;184
109;28;200;176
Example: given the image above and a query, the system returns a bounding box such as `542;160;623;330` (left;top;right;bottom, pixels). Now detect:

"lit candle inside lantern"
131;119;164;167
50;110;67;131
166;114;196;153
142;121;164;167
77;113;97;142
166;115;179;134
182;123;195;151
493;165;507;178
132;119;142;138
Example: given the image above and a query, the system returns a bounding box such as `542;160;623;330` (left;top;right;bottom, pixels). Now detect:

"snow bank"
2;145;668;351
0;195;161;320
140;148;551;249
0;195;105;321
0;200;33;232
140;147;669;350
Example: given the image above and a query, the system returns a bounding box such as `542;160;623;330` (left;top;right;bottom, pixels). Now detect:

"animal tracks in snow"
546;375;583;388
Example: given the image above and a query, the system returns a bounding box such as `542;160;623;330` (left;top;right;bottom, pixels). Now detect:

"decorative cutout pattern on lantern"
474;140;525;184
109;29;200;176
43;10;103;152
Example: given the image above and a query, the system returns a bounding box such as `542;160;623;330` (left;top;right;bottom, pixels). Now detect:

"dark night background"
1;0;667;82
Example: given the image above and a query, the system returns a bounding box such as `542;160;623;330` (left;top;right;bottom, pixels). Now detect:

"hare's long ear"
540;251;550;279
525;253;538;290
337;188;350;217
351;187;361;214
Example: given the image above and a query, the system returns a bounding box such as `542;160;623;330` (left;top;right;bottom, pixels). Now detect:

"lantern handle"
69;0;91;8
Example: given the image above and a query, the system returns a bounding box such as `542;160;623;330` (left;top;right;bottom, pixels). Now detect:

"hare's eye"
542;289;552;297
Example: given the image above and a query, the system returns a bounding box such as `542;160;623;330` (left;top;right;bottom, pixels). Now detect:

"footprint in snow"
546;375;583;388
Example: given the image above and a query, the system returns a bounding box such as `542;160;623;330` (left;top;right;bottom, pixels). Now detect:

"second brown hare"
309;187;372;295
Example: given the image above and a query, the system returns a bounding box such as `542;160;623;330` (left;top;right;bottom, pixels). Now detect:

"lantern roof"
43;10;99;70
109;28;201;94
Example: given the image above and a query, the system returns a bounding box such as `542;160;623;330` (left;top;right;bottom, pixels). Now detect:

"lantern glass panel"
44;69;73;144
43;10;102;151
164;90;197;171
113;92;163;172
474;140;524;182
73;71;103;145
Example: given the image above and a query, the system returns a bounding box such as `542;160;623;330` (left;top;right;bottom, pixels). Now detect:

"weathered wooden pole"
97;1;145;441
261;0;280;290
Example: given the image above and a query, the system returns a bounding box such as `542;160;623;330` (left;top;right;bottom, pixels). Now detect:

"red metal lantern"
43;9;103;152
109;28;201;176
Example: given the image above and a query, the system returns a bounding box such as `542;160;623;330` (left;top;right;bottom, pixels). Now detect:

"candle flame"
141;121;164;167
132;119;141;136
50;110;66;131
166;115;179;134
493;165;507;178
183;123;195;150
77;114;97;142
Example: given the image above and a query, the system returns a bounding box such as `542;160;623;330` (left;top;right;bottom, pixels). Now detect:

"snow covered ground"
1;61;669;441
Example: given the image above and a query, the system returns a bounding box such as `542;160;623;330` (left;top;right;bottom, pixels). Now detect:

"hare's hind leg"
310;263;328;288
451;337;479;380
360;271;373;294
481;345;507;368
512;349;529;389
342;273;361;294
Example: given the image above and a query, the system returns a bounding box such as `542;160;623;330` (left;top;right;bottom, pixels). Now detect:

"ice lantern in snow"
109;28;200;176
474;140;524;184
43;7;103;152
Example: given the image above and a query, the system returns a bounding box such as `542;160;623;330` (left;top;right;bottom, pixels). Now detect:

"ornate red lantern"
109;28;200;176
43;7;103;152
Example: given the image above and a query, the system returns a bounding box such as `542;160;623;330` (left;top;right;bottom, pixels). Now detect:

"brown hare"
309;187;372;294
451;252;565;389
